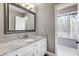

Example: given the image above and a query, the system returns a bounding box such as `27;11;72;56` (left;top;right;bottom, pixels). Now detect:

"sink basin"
24;39;35;42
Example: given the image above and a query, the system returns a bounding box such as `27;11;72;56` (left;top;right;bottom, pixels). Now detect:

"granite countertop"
0;36;46;56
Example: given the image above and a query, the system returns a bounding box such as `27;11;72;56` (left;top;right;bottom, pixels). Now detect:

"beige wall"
37;3;56;53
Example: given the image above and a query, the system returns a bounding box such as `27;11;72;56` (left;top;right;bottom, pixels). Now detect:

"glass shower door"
57;13;79;56
69;13;78;56
69;13;78;38
57;15;69;38
57;15;70;56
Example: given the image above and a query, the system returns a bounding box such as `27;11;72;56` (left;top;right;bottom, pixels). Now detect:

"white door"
15;16;26;30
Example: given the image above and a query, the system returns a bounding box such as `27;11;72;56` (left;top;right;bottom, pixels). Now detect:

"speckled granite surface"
0;36;46;56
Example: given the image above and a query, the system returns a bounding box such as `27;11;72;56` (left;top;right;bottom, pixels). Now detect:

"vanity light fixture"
16;3;34;11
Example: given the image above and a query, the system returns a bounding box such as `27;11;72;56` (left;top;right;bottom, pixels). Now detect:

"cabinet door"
33;40;42;56
25;45;34;56
26;50;34;56
41;38;47;56
37;40;42;56
37;46;42;56
16;46;27;56
32;46;41;56
33;47;38;56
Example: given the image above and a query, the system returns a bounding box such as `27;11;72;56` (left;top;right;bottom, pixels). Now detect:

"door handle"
76;42;79;44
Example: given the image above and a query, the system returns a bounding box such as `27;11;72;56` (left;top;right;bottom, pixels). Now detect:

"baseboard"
47;51;55;56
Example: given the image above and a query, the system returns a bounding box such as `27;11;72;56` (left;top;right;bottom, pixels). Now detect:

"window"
69;13;78;37
57;15;69;37
57;12;78;38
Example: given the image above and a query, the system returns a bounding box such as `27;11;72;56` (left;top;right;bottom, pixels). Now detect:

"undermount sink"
24;39;35;42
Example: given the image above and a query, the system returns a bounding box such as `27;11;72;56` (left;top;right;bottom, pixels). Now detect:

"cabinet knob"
16;55;18;56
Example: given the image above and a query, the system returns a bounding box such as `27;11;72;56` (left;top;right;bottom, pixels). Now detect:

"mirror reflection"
9;4;35;31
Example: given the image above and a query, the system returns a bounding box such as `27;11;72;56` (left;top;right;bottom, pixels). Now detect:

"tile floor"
57;45;77;56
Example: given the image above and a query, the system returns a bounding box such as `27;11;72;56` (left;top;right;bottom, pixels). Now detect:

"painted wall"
0;3;56;53
36;3;56;53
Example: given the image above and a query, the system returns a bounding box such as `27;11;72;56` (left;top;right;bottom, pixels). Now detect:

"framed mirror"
4;3;36;34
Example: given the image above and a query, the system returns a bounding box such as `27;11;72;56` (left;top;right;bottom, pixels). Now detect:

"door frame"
55;3;77;56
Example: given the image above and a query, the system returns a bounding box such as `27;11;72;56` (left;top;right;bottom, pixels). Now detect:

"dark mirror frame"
4;3;36;34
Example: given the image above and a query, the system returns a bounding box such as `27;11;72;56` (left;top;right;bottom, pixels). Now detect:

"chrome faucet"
17;34;29;39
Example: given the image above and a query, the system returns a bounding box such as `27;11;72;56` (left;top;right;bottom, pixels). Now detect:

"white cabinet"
25;49;34;56
25;45;34;56
33;40;42;56
4;38;47;56
41;38;47;56
5;46;27;56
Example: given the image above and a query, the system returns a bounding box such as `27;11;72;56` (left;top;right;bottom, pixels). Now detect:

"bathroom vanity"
2;3;47;56
0;36;47;56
